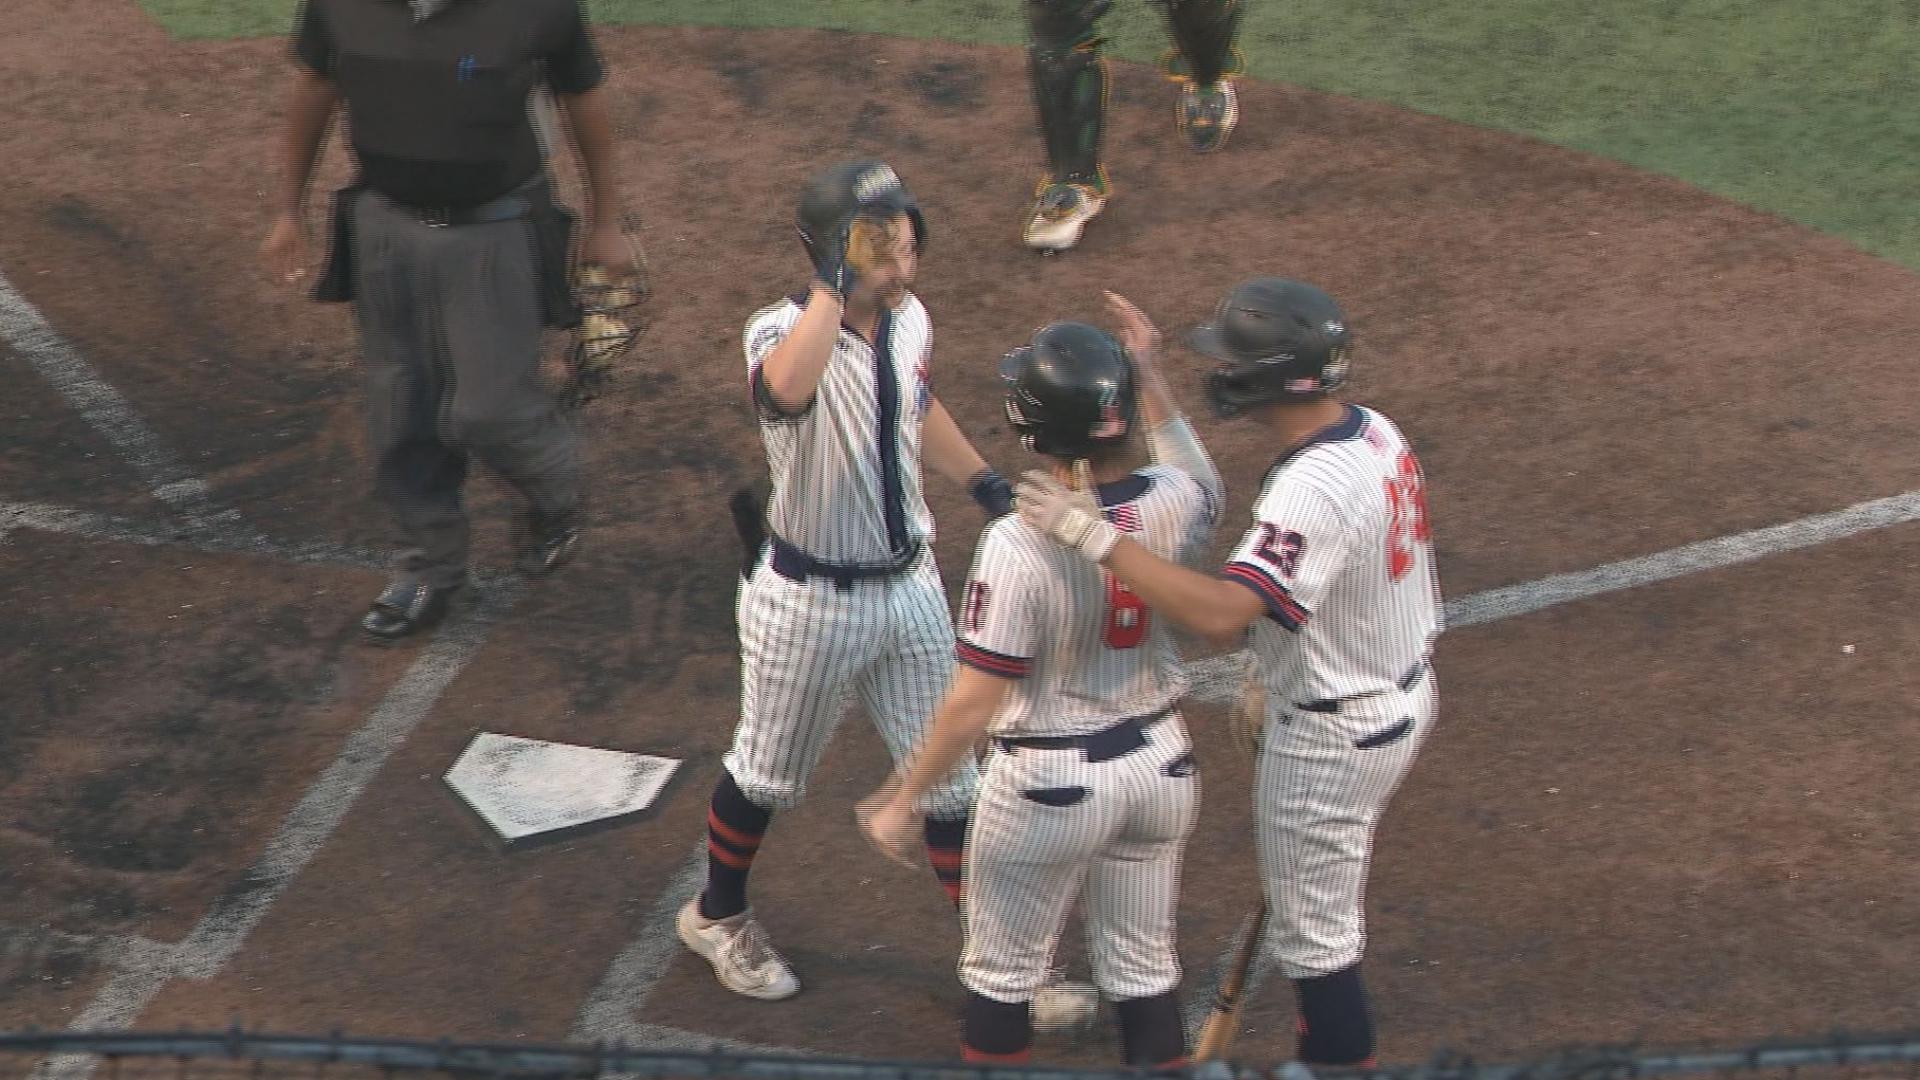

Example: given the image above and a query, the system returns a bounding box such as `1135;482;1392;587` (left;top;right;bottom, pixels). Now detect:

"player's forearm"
760;285;843;407
922;397;989;486
1104;538;1257;643
896;669;1006;807
276;70;339;217
557;88;620;231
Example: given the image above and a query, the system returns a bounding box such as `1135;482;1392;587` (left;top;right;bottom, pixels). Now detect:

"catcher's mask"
561;251;648;410
999;321;1138;460
1189;277;1352;417
795;160;929;269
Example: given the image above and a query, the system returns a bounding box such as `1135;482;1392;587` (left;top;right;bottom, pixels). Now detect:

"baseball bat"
1194;903;1268;1062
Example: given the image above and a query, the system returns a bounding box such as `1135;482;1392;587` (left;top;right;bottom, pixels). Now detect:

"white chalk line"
569;845;707;1045
38;580;520;1075
1182;487;1920;705
1174;487;1920;1039
568;846;804;1056
0;501;388;571
13;229;1920;1055
0;923;174;974
26;480;1920;1054
0;269;255;540
577;486;1920;1054
5;249;524;1072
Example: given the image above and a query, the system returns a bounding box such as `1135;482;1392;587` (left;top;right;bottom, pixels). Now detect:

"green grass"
143;0;1920;270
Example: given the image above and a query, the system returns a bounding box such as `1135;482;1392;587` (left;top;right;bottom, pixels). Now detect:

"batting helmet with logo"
1188;277;1352;417
796;160;928;270
1000;321;1138;460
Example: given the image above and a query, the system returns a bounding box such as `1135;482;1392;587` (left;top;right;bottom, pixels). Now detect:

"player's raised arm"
1105;291;1222;515
753;283;844;414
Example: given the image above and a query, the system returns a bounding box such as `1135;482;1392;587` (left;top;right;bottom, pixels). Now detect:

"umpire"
261;0;637;640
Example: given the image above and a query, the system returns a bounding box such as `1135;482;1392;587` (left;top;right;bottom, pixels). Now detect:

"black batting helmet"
1188;277;1353;417
796;160;928;266
999;322;1138;459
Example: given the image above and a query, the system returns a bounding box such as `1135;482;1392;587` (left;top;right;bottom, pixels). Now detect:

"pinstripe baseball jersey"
743;291;936;564
1223;404;1442;707
957;455;1220;737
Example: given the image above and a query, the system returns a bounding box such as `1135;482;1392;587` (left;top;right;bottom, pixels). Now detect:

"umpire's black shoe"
360;579;463;642
515;518;582;577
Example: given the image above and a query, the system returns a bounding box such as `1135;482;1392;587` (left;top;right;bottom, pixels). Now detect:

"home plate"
444;733;681;849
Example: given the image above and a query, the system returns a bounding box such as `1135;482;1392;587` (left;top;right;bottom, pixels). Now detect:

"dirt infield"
5;0;1920;1066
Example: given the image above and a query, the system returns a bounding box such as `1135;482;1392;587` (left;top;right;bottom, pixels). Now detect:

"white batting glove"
1016;471;1119;562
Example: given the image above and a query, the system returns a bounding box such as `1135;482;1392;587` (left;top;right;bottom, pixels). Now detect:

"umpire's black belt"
1295;658;1429;714
381;174;546;228
769;535;922;589
994;707;1173;764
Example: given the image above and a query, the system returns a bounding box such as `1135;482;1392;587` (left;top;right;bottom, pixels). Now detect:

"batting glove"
804;215;860;301
1016;471;1118;562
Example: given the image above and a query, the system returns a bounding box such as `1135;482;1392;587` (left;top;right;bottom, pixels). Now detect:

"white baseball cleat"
1022;180;1108;252
677;900;800;1001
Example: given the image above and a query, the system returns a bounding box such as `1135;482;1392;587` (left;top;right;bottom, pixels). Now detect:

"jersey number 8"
1103;571;1150;649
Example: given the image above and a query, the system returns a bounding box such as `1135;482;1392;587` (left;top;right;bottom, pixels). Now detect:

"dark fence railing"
7;1030;1920;1080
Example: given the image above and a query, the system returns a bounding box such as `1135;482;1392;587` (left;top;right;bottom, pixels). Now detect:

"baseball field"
4;0;1919;1069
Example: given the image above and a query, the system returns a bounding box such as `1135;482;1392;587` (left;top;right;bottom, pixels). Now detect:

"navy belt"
1295;659;1429;714
994;707;1173;763
382;176;544;228
769;535;921;590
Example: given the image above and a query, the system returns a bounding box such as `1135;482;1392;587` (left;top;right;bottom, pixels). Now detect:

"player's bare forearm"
922;397;990;487
894;666;1008;808
557;88;621;230
760;284;844;408
276;69;339;217
1104;538;1262;645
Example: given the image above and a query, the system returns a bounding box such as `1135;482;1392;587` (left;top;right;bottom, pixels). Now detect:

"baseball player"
862;294;1221;1067
1020;0;1244;251
1017;278;1442;1066
677;161;1016;1001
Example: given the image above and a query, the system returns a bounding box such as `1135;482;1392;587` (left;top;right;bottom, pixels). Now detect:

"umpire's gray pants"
350;189;580;588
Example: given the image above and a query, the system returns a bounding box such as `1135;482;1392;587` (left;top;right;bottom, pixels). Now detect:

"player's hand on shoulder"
1015;468;1118;561
1104;291;1161;365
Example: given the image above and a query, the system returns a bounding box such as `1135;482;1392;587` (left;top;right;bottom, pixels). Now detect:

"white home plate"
444;733;681;849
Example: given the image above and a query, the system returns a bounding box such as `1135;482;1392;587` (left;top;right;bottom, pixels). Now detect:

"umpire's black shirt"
294;0;605;209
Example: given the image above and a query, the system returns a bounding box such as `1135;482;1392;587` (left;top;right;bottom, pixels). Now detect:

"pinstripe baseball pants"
1257;674;1437;978
725;550;979;818
960;718;1199;1003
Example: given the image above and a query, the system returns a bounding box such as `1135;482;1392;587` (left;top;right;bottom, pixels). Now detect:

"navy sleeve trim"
750;365;815;424
1222;562;1309;631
